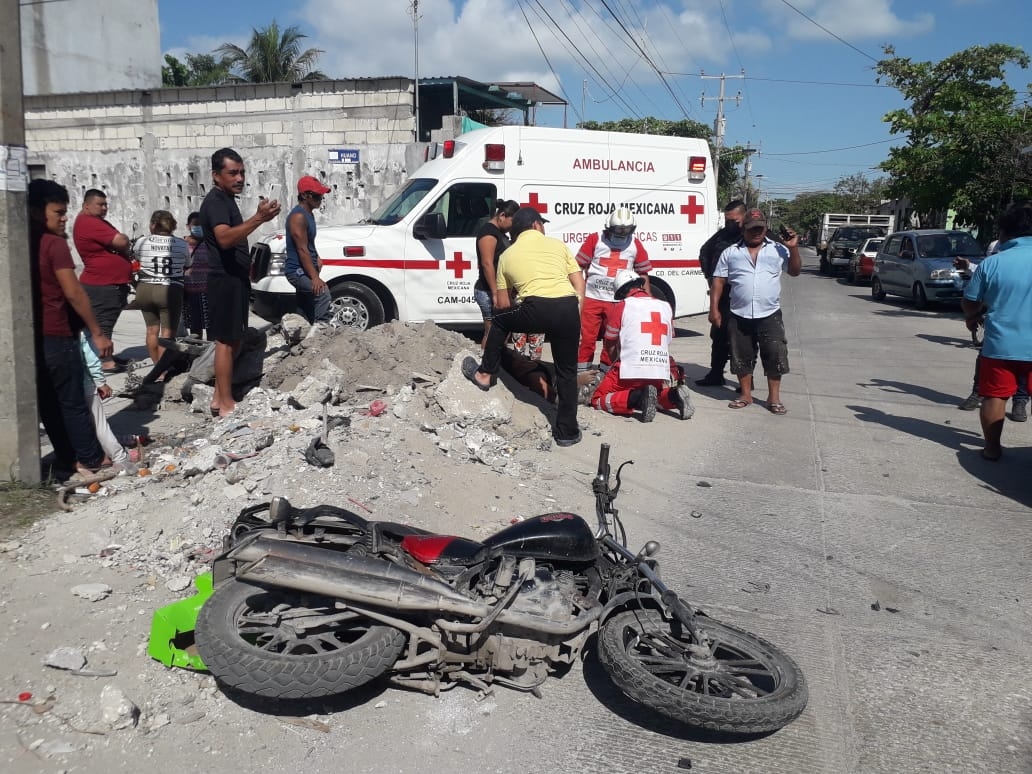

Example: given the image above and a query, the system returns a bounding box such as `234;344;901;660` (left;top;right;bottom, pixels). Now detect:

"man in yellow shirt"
464;207;586;446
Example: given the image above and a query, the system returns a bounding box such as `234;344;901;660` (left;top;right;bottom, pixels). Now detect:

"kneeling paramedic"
590;270;693;422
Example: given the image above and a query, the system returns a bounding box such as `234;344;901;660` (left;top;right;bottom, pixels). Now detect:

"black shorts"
207;273;250;343
82;283;130;338
728;310;790;377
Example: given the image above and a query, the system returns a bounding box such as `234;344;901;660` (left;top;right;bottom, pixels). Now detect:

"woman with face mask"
183;211;210;339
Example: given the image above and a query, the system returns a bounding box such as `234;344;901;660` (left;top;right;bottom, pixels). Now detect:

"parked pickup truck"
817;213;895;274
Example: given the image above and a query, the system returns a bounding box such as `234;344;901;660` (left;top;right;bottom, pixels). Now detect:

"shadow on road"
856;378;965;407
847;404;1032;508
915;333;977;349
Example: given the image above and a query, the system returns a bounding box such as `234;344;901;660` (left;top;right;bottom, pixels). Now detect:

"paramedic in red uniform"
575;208;651;372
591;270;693;422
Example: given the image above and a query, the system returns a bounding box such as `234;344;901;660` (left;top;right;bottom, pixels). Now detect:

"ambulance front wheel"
330;281;385;330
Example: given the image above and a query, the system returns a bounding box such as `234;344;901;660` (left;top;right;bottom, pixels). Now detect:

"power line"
514;0;581;123
598;0;692;118
777;0;878;63
764;138;898;156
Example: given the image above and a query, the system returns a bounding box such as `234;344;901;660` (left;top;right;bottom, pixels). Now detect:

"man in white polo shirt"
710;209;801;415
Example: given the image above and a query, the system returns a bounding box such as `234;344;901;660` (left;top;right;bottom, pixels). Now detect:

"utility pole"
0;0;38;483
409;1;420;141
740;145;758;202
700;71;744;190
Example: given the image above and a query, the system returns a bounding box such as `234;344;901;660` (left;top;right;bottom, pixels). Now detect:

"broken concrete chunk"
44;646;87;671
71;583;112;602
99;684;140;729
280;313;311;345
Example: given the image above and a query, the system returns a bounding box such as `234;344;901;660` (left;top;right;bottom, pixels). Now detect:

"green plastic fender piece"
147;571;213;670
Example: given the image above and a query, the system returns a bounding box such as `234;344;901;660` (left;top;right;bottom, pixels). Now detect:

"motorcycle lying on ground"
188;443;807;733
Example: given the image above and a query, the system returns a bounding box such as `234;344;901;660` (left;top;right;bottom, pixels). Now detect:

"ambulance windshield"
368;178;438;225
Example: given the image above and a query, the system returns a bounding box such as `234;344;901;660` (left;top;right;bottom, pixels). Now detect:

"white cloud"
295;0;770;109
760;0;934;41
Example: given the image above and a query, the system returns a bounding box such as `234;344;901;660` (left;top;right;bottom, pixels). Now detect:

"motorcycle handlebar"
596;443;610;481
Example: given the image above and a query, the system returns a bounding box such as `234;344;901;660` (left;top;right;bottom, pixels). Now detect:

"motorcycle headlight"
929;268;955;280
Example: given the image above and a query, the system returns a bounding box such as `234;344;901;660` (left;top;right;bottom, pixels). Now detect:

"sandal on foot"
728;399;752;409
461;356;491;392
980;448;1002;462
768;402;788;415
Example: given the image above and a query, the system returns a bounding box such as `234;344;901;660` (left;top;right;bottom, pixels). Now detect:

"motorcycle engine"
488;558;579;622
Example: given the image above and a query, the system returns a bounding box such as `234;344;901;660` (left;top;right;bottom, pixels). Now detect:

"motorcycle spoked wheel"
598;609;807;733
195;579;406;700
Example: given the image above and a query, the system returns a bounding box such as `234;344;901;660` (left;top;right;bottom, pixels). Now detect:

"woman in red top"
30;180;114;477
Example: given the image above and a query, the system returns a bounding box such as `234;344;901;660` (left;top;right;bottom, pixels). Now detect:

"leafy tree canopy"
876;43;1031;238
161;53;232;87
216;21;327;84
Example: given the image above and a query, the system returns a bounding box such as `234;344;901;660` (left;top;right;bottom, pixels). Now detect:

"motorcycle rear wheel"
195;579;406;700
598;609;807;733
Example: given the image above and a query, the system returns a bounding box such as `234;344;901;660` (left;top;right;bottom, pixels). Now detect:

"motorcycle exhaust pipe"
227;535;490;616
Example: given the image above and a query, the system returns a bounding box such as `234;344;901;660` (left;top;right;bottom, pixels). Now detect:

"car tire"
872;276;886;301
330;281;386;331
912;282;928;310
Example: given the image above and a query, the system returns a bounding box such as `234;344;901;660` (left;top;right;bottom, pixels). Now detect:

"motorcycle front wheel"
598;609;807;733
195;579;406;700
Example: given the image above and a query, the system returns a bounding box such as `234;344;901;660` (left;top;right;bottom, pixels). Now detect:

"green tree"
833;172;888;212
216;21;327;83
162;53;232;87
876;44;1031;239
777;192;850;245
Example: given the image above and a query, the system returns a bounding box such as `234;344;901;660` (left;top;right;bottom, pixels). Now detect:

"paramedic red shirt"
73;214;131;285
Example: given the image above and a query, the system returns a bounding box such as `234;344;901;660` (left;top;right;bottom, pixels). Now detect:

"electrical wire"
777;0;878;63
514;0;583;123
598;0;692;118
764;138;898;156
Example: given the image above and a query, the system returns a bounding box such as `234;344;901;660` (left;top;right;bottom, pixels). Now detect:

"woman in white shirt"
133;210;190;366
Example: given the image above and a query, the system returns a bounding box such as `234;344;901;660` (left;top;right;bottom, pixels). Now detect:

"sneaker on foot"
1009;399;1028;422
694;372;725;387
958;392;982;411
672;384;695;420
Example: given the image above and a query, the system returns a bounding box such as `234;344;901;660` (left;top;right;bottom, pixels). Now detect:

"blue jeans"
38;335;105;468
287;273;332;324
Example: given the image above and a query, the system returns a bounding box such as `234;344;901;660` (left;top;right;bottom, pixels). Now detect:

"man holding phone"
709;209;802;415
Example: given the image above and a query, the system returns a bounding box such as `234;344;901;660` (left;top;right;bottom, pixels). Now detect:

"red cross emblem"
680;195;705;224
599;250;625;277
522;192;549;214
640;311;669;346
445;251;472;278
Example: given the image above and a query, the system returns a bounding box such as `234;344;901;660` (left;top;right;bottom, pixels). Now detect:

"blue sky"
158;0;1030;201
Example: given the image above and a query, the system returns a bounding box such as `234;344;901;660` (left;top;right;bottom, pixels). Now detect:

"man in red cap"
286;175;334;324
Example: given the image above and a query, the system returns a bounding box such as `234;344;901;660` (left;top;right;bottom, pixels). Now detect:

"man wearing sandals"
961;202;1032;461
710;209;801;415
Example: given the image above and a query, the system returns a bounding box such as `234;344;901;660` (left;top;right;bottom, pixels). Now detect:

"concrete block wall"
24;79;417;247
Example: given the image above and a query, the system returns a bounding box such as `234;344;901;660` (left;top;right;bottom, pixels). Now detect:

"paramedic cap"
742;208;767;229
510;207;549;237
297;175;331;195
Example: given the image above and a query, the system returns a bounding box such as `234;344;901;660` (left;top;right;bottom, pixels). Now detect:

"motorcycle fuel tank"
482;512;598;563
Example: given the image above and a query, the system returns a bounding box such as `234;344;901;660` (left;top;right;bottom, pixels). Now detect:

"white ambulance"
250;125;719;329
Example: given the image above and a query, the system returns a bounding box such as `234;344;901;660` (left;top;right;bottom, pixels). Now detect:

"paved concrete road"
91;250;1030;774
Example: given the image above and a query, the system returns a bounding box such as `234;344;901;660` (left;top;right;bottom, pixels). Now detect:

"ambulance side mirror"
414;213;447;240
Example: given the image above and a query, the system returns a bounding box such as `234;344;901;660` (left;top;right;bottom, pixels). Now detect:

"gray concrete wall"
24;79;417;247
20;0;160;96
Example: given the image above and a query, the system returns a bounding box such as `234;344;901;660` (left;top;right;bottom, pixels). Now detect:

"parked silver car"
871;229;984;309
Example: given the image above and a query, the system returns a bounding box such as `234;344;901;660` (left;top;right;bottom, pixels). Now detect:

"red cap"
297;175;331;195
